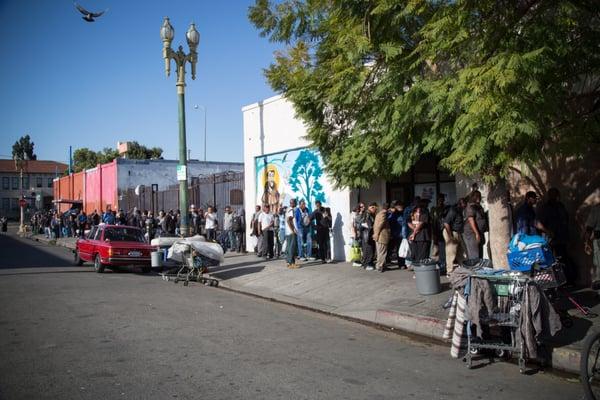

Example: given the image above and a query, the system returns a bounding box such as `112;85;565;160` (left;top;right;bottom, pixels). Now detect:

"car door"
78;226;95;261
89;226;103;260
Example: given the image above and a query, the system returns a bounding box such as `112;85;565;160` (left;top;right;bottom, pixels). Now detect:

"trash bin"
413;260;441;295
151;250;164;268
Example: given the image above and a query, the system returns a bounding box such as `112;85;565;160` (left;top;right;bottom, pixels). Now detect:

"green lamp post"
160;17;199;237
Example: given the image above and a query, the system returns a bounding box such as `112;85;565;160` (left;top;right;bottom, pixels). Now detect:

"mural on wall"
255;148;328;212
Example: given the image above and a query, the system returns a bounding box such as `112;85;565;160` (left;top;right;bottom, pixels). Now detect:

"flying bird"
74;2;107;22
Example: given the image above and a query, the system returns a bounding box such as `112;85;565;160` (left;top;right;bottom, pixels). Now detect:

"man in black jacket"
311;201;332;263
359;203;378;270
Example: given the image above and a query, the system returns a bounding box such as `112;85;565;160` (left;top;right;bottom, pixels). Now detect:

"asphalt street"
0;231;582;400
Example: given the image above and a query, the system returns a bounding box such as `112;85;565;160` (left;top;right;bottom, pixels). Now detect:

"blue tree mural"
289;149;326;210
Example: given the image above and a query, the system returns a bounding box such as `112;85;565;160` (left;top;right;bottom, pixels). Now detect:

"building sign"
176;165;187;181
255;147;329;212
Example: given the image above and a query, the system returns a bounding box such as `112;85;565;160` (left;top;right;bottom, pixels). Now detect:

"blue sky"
0;0;279;163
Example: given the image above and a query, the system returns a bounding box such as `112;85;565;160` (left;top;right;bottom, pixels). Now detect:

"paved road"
0;232;581;400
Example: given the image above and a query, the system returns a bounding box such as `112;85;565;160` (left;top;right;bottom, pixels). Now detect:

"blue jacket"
102;212;115;225
388;210;405;239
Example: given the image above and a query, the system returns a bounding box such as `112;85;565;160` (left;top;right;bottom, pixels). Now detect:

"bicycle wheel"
581;331;600;399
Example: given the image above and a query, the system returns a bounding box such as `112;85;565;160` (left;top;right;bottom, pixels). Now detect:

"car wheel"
74;250;84;266
142;266;151;274
94;254;105;273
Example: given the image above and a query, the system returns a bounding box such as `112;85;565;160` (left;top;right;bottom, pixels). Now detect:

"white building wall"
242;95;352;260
116;159;243;191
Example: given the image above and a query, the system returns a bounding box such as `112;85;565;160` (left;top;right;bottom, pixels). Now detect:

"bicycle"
581;330;600;399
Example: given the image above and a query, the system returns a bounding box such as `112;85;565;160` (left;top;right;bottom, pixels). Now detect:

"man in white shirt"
285;199;299;268
204;206;218;241
223;205;235;252
258;204;275;259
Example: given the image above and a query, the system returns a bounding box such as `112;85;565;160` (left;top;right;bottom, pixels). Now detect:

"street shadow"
210;265;266;280
0;234;74;269
0;269;93;277
150;259;268;281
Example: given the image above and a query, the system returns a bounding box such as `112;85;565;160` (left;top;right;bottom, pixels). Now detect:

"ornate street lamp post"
160;17;199;237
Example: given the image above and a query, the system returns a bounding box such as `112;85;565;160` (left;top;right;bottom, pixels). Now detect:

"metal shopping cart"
465;273;529;373
160;237;223;287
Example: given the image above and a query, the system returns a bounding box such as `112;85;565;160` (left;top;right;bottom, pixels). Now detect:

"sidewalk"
28;233;599;374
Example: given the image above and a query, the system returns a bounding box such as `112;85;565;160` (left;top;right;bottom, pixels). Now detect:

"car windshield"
103;227;145;243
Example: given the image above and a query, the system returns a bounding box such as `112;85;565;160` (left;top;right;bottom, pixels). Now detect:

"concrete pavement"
27;232;600;375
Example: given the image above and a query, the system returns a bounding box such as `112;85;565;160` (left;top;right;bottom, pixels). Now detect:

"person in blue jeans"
295;199;312;261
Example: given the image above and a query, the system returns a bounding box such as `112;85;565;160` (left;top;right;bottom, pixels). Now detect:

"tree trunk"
486;179;512;269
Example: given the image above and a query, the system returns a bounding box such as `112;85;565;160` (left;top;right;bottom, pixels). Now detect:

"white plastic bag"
398;238;411;259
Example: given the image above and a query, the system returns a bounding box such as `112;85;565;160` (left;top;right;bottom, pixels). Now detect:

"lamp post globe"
186;23;200;49
160;17;174;43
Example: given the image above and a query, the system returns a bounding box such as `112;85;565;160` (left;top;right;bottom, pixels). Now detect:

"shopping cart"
160;237;223;287
465;273;529;373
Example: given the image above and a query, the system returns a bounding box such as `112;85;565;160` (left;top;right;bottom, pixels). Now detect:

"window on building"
36;177;43;188
1;198;9;211
2;177;9;190
10;198;18;210
48;178;53;188
11;177;18;190
22;177;29;190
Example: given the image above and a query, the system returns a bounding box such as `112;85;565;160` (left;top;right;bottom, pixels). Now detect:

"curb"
22;234;582;375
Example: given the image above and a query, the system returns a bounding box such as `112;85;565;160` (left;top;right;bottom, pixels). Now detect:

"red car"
74;225;154;273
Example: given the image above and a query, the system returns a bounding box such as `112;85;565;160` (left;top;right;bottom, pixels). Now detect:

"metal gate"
120;171;244;226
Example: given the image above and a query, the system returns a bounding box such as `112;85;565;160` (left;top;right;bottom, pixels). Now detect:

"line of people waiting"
249;199;333;267
351;187;577;285
351;191;489;274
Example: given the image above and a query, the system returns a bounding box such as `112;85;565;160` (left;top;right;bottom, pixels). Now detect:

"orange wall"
52;160;118;214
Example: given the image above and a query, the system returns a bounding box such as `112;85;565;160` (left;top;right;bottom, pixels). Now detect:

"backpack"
232;216;242;232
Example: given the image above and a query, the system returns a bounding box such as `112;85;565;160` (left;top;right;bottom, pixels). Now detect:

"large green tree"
249;0;599;266
126;141;164;160
12;135;37;160
72;142;162;173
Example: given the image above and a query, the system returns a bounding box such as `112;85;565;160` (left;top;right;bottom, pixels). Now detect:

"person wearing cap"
515;191;539;235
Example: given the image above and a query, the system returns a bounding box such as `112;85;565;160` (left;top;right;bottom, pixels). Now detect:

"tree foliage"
126;141;163;160
72;142;163;173
73;147;119;172
249;0;600;187
12;135;37;161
